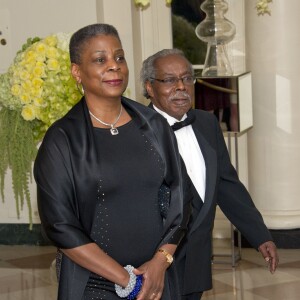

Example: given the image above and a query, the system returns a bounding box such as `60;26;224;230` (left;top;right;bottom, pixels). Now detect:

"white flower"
56;32;73;52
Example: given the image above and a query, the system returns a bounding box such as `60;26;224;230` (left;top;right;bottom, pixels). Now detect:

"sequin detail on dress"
158;183;170;219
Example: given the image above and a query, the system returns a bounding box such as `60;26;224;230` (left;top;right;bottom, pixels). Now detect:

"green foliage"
172;14;207;65
0;108;38;228
18;37;41;54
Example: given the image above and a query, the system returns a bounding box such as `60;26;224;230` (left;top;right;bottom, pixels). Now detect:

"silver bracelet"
115;265;137;298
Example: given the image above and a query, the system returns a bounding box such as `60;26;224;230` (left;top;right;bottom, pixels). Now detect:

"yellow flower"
20;93;31;104
30;79;43;97
32;64;46;78
21;104;36;121
33;97;45;107
46;46;59;59
35;42;46;55
1;32;81;133
19;70;30;81
134;0;171;7
23;51;38;67
135;0;150;6
47;58;60;71
44;35;57;47
11;84;21;96
24;61;35;71
21;80;32;92
32;77;44;88
256;0;273;16
24;50;37;61
31;86;43;98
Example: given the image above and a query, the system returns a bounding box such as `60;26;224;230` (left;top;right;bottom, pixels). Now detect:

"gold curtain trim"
196;78;237;94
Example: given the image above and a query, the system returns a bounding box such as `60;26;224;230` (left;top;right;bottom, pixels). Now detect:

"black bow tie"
171;114;195;131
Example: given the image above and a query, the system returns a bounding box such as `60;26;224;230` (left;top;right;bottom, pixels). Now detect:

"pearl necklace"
89;106;123;135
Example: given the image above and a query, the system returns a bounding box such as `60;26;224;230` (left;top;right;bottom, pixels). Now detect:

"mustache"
170;92;191;101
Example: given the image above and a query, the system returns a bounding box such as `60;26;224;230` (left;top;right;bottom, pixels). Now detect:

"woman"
34;23;188;300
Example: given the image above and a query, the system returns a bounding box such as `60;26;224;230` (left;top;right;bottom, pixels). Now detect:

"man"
140;49;279;300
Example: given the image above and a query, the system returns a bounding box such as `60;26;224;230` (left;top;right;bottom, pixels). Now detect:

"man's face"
146;54;194;120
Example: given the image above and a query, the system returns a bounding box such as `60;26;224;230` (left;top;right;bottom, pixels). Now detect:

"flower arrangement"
0;33;81;228
256;0;273;16
2;33;81;140
134;0;172;8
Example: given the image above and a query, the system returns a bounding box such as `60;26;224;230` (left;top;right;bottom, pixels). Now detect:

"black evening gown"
83;118;165;299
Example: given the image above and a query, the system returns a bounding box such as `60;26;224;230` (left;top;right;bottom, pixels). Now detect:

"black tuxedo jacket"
151;107;273;295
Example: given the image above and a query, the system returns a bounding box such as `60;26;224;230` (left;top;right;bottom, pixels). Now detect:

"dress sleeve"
34;127;93;249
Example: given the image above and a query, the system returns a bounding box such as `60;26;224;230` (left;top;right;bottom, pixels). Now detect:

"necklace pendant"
89;106;122;136
110;127;119;135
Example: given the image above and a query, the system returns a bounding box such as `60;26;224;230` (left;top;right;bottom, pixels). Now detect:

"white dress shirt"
154;105;206;201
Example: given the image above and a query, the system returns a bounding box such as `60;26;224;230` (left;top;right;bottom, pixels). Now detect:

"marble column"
245;0;300;229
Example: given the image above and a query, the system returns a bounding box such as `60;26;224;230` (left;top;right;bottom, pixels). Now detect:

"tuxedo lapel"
189;124;218;234
147;104;218;233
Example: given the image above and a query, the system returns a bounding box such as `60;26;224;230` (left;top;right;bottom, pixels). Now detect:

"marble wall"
245;0;300;229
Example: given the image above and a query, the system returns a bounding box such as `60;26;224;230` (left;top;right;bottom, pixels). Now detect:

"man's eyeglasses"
150;75;196;86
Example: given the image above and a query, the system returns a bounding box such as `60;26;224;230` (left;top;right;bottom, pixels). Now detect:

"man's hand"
258;241;279;274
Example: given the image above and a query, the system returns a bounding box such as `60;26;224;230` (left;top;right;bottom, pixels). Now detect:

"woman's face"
72;35;129;101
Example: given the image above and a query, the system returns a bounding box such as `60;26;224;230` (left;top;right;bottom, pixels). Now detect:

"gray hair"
140;48;194;99
69;23;121;64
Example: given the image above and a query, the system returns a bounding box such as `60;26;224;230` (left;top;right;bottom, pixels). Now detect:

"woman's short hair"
140;49;194;99
69;23;121;64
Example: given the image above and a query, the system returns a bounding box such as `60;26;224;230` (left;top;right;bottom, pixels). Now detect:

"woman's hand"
134;244;176;300
134;259;166;299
